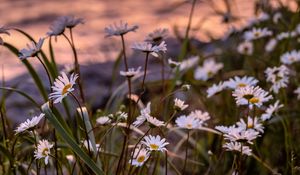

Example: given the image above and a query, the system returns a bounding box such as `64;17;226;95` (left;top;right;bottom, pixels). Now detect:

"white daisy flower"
179;56;199;71
63;16;84;28
294;87;300;100
276;31;297;41
273;12;282;24
223;142;252;156
207;82;225;98
96;116;111;125
261;100;283;121
120;67;141;78
104;21;138;37
142;135;169;152
129;147;150;167
168;58;181;68
19;38;45;60
133;102;151;127
189;110;211;123
265;38;277;52
131;41;167;57
47;17;67;36
145;28;168;43
237;41;253;55
257;12;270;22
0;25;10;45
224;127;260;144
34;140;54;165
280;50;300;65
243;27;272;41
15;113;45;134
49;72;78;104
265;65;289;94
174;98;188;111
236;116;264;133
215;125;236;134
224;76;258;89
232;86;273;107
146;115;165;127
175;115;201;129
194;59;223;81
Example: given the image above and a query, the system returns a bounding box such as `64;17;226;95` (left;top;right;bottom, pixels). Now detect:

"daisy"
189;110;211;123
133;102;151;127
104;21;138;37
131;41;167;57
19;38;45;60
224;127;260;144
236;116;264;133
175;115;201;129
224;76;258;89
207;82;225;98
276;31;297;41
261;100;283;121
223;141;252;156
174;98;188;111
120;67;141;78
63;16;84;28
96;116;111;125
49;72;78;104
280;50;300;65
265;38;277;52
265;65;289;93
145;28;168;43
232;85;272;107
15;113;45;134
179;56;199;71
194;59;223;81
243;27;272;41
294;87;300;100
34;140;53;165
146;115;165;127
129;147;150;167
237;41;253;55
47;17;67;36
142;135;169;152
273;12;282;24
0;25;10;45
168;58;181;68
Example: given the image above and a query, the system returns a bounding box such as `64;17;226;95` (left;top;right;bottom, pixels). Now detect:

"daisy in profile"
142;135;169;152
232;85;272;107
261;100;283;121
223;127;260;144
224;76;258;89
96;116;112;125
146;115;165;127
120;67;141;78
63;16;84;29
168;58;181;68
0;25;10;45
294;87;300;100
179;56;199;71
145;28;169;44
243;27;272;41
237;41;253;55
223;141;252;156
174;98;188;111
133;102;151;127
280;50;300;65
15;113;45;134
175;115;201;129
189;110;211;124
194;59;223;81
104;21;138;37
129;147;150;167
19;38;45;60
49;72;78;104
34;140;54;165
236;116;264;133
265;65;289;93
265;38;277;52
131;41;167;57
207;82;225;98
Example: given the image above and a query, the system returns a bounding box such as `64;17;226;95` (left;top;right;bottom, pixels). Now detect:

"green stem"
182;130;190;175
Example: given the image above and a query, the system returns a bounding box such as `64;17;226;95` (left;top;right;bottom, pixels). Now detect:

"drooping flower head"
19;38;45;60
47;16;83;36
15;113;45;134
174;98;188;111
105;21;138;37
265;65;289;94
34;140;54;165
145;28;169;44
223;141;252;156
120;67;141;78
142;135;169;152
261;100;283;121
207;82;225;98
131;41;167;57
194;59;223;81
49;72;78;104
129;147;150;167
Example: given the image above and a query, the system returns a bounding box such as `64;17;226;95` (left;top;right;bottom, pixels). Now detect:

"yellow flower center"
247;123;254;128
62;84;71;95
150;144;159;150
254;32;260;37
137;155;145;163
249;97;259;104
42;148;49;156
238;83;247;87
186;124;192;129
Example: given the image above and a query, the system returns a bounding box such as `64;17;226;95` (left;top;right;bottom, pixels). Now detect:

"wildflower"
34;140;53;165
146;115;165;127
273;12;282;24
0;26;10;45
142;135;169;152
276;31;297;41
232;86;272;107
261;100;283;121
19;38;45;60
120;67;141;78
168;58;181;68
116;111;128;120
224;76;258;89
175;115;201;129
63;16;84;28
174;98;188;111
207;82;225;98
223;142;252;156
236;116;264;133
280;50;300;65
265;65;289;93
133;102;151;127
96;116;111;125
131;41;167;57
179;56;199;71
49;72;78;104
243;27;272;41
194;59;223;81
189;110;211;123
265;38;277;52
223;127;260;144
145;28;168;43
237;41;253;55
104;21;138;37
47;17;67;36
15;113;45;134
129;147;150;167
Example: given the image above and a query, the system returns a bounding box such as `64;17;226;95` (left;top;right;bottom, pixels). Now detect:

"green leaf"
41;102;103;175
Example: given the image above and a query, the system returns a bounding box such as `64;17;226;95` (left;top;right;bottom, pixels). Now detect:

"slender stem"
36;55;53;90
115;134;128;175
161;55;165;95
182;130;190;175
71;156;78;175
32;131;40;175
120;35;129;71
165;111;177;127
252;154;278;174
141;52;150;91
185;0;197;38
